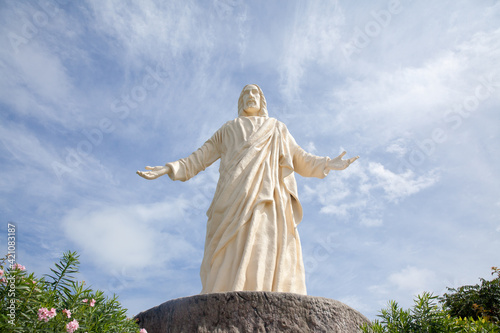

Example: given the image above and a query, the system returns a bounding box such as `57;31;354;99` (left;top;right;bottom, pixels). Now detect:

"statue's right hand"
136;165;170;180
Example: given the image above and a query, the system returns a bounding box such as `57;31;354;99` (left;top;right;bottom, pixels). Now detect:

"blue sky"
1;0;499;320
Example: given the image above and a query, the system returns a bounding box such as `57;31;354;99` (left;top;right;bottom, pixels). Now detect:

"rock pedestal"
135;291;370;332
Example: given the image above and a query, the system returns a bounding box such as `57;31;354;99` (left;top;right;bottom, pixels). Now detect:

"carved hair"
238;84;268;117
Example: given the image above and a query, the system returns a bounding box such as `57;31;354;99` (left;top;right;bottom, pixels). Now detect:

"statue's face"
242;85;261;115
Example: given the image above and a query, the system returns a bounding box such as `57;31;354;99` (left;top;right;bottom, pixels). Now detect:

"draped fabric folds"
166;116;330;294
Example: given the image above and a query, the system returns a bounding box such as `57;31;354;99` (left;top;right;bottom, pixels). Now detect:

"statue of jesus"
137;84;358;295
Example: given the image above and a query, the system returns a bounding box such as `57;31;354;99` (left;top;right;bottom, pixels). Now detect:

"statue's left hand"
328;151;359;170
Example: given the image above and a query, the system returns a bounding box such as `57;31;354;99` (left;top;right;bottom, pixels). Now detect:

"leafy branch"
44;250;80;300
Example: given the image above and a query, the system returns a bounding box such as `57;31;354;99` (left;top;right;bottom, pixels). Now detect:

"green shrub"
362;268;500;332
361;293;500;333
441;267;500;324
0;251;146;333
361;292;499;332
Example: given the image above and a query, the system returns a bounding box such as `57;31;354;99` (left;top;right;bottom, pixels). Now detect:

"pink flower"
48;308;56;318
13;263;26;271
82;298;88;303
37;308;49;322
0;269;4;276
63;309;72;318
37;307;56;322
37;308;48;322
89;299;96;307
0;277;6;283
66;319;79;333
139;329;148;333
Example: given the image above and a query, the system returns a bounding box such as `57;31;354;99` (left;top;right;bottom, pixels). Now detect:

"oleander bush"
0;251;146;333
362;267;500;333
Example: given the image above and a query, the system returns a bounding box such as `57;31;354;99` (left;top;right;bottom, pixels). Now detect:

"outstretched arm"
327;151;359;171
137;128;222;182
136;165;172;180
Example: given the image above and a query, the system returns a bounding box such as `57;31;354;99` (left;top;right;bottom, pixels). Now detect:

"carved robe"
166;116;331;294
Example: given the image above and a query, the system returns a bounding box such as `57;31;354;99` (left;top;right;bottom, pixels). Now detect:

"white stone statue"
137;84;358;295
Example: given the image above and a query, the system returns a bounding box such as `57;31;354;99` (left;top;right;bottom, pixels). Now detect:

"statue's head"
238;84;268;117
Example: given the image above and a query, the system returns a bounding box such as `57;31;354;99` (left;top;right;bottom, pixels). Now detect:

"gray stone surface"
135;291;370;332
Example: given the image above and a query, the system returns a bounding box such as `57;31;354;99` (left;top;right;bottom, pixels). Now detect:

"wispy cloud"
302;159;438;222
0;42;76;126
279;1;345;101
368;162;438;202
327;28;500;142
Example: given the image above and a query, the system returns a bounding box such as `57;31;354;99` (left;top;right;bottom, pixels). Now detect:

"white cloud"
62;199;198;271
388;266;437;296
368;162;438;203
303;159;438;220
314;29;500;148
330;53;464;137
385;140;408;157
360;216;383;227
0;42;76;127
368;266;439;302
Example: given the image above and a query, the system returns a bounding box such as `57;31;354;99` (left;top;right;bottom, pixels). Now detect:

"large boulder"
135;291;370;332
